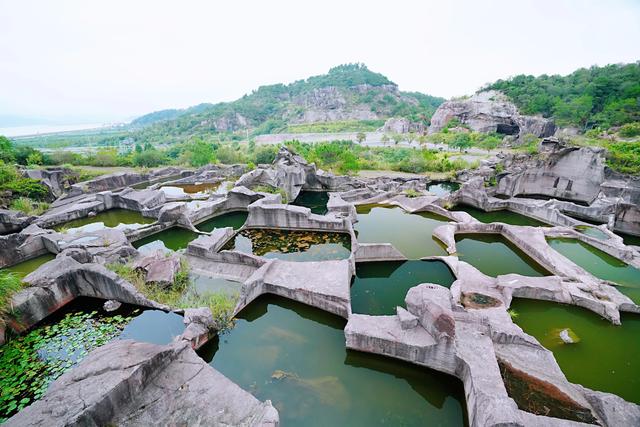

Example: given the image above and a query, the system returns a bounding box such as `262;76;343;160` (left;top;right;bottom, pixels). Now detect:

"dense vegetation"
486;62;640;129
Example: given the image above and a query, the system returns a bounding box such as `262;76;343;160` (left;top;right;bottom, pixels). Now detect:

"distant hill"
484;62;640;129
130;63;445;140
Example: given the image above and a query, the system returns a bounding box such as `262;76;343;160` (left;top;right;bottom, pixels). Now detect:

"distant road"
1;123;113;138
255;131;503;156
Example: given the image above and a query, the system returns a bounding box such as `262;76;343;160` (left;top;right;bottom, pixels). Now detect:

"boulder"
133;251;181;287
428;90;555;138
396;306;418;329
405;284;455;340
103;299;122;312
0;209;35;234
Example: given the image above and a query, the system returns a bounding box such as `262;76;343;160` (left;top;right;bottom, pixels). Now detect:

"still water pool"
199;295;466;426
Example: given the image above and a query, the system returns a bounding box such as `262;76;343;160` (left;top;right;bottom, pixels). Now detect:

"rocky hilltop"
428;90;556;138
131;63;444;134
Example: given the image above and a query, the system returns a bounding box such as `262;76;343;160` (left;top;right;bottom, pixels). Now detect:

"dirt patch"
461;292;502;309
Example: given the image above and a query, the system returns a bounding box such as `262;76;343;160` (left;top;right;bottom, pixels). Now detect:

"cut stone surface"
5;340;278;427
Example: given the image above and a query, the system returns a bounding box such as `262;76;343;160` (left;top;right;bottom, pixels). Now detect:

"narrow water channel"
53;209;154;234
3;253;56;278
355;205;449;259
199;295;466;426
351;260;456;315
510;299;640;404
547;238;640;303
453;205;548;227
291;191;329;215
455;234;550;277
132;227;200;252
195;211;248;232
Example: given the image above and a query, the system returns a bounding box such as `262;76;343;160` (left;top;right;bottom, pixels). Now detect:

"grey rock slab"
6;340;278;427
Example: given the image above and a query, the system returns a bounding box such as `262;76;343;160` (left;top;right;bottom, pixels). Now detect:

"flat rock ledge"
6;340;278;426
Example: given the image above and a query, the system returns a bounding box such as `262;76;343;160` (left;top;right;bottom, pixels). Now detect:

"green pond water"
3;254;56;278
132;227;200;252
199;295;466;426
453;205;548;227
53;209;155;234
547;238;640;302
196;211;248;232
510;299;640;404
190;273;242;297
618;232;640;248
292;191;329;215
427;182;460;197
574;225;609;240
0;297;184;420
455;234;550;277
355;205;448;259
223;229;351;262
351;260;456;315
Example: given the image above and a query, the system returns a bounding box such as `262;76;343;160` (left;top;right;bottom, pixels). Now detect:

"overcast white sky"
1;0;639;124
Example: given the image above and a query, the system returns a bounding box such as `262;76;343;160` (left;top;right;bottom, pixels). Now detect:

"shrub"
619;122;640;138
132;149;166;167
254;146;278;164
10;198;50;215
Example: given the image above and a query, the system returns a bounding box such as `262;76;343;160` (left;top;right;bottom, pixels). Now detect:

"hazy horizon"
1;0;639;126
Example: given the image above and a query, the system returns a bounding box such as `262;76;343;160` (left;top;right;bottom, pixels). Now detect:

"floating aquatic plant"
0;310;134;420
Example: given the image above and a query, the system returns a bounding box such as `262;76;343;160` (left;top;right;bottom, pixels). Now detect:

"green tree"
356;132;366;144
392;133;403;145
0;136;15;163
187;139;217;167
381;134;390;146
449;133;472;152
26;151;43;166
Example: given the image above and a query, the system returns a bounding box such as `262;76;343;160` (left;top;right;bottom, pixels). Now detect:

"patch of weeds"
252;185;288;203
507;308;519;319
180;291;238;332
9;198;50;216
403;188;422;198
0;271;23;319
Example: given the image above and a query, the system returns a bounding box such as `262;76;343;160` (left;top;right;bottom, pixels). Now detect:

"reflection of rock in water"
497;360;597;424
271;370;350;409
262;326;307;344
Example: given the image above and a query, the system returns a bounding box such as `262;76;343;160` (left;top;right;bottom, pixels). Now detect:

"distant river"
0;123;106;137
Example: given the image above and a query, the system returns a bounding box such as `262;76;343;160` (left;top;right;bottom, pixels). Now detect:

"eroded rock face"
496;146;607;204
24;167;77;201
235;147;315;201
0;209;35;235
381;117;425;134
428;90;556;138
5;340;279;427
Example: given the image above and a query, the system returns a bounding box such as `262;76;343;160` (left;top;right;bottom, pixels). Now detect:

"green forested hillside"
486;62;640;129
130;64;444;139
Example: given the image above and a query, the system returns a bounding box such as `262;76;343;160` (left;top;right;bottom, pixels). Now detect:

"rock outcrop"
428;90;556;138
496;146;607;204
0;209;35;235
